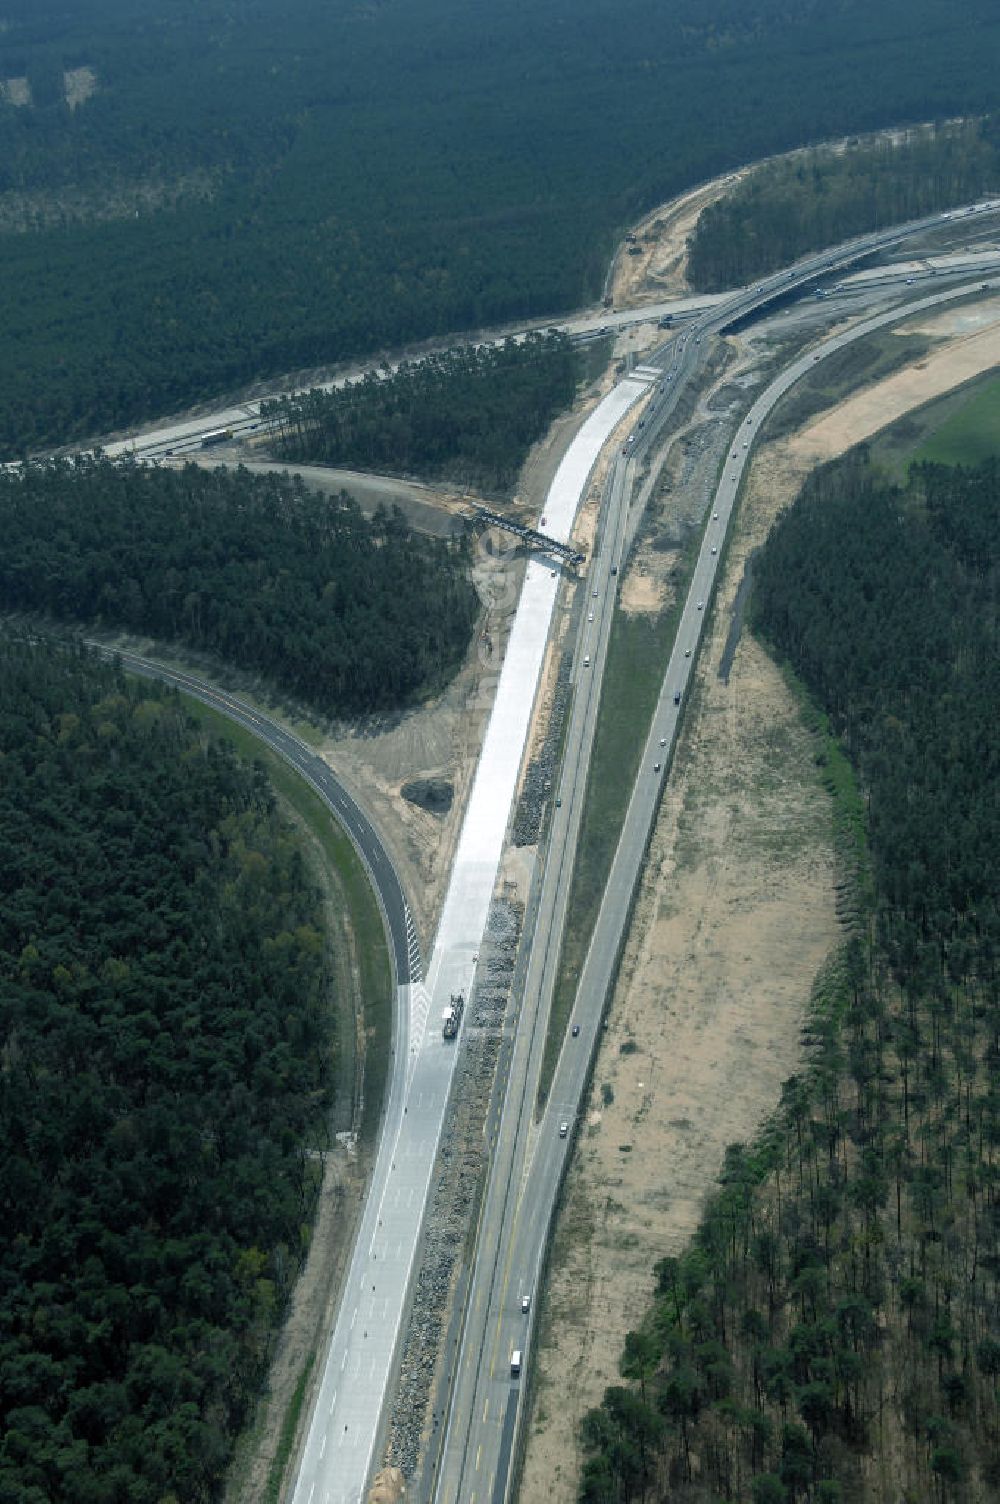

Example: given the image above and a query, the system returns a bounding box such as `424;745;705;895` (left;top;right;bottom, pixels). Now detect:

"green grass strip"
777;666;873;911
537;591;685;1110
912;372;1000;467
264;1354;315;1504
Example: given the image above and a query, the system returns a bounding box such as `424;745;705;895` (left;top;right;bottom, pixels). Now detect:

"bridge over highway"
466;501;587;566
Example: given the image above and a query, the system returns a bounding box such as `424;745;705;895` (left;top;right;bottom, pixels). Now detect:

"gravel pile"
512;653;572;846
678;416;727;493
471;897;521;1030
401;776;454;814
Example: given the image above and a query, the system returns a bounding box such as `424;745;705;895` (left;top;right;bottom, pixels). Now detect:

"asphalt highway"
289;377;651;1504
432;248;1000;1504
429;292;713;1504
430;416;639;1504
97;201;1000;466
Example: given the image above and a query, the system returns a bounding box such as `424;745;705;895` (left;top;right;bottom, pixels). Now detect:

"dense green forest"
261;332;580;493
688;116;1000;291
0;638;332;1502
0;458;479;719
578;451;999;1501
2;0;1000;454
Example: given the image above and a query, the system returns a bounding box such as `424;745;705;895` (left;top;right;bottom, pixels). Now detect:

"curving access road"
99;649;420;989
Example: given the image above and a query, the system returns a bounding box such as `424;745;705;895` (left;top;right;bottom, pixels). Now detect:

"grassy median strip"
179;694;393;1147
766;329;933;441
537;582;689;1111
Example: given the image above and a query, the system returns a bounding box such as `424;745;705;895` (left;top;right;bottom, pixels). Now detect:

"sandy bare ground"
518;287;1000;1504
521;439;842;1504
790;297;1000;464
611;173;743;308
619;569;667;614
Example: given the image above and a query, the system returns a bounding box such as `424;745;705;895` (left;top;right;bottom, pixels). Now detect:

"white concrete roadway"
290;373;652;1504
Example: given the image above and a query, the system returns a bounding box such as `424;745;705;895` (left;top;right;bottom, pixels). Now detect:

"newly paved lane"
290;374;654;1504
430;436;638;1504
